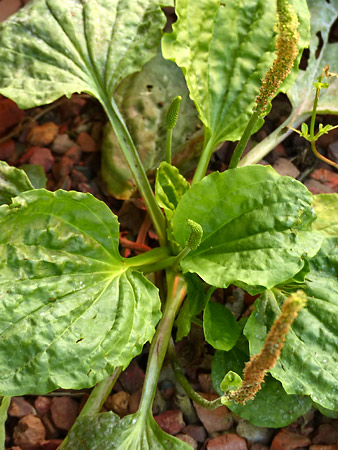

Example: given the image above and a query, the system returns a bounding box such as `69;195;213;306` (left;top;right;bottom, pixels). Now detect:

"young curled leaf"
166;95;182;130
186;219;203;250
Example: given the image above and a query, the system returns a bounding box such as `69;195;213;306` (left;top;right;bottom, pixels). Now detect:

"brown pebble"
198;373;216;394
76;131;97;152
182;424;207;443
55;175;72;190
34;397;51;417
194;393;233;433
51;134;75;155
41;439;64;450
313;424;338;445
105;391;130;417
128;388;142;414
0;98;25;135
271;430;311;450
50;396;78;432
0;139;15;161
20;146;54;173
119;361;145;394
13;414;46;448
41;414;59;440
8;397;35;418
207;433;248;450
52;156;74;179
176;433;198;449
65;145;82;163
154;410;185;436
310;447;338;450
27;122;59;146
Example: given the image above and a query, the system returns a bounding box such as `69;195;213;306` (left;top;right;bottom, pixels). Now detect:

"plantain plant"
0;0;337;449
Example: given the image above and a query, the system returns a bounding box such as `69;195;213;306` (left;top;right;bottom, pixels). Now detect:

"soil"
1;1;338;449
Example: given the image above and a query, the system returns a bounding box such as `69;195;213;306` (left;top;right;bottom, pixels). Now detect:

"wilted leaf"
101;50;201;199
288;0;338;116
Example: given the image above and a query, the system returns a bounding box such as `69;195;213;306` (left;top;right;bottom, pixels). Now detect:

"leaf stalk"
101;96;166;246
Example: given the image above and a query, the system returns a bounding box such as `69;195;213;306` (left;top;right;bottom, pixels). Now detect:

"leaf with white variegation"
0;189;161;395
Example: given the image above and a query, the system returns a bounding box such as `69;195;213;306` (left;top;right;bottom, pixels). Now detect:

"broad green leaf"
0;0;169;109
172;165;322;293
155;162;190;222
175;273;206;341
0;397;10;450
310;194;338;277
244;283;338;411
162;0;310;145
288;0;338;116
20;164;47;189
62;411;192;450
0;161;33;205
203;301;240;351
313;194;338;236
212;342;312;427
0;189;161;395
101;50;201;199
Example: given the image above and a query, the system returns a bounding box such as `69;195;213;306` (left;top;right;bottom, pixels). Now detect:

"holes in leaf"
299;48;309;70
315;31;324;58
146;84;153;92
329;17;338;43
76;338;84;343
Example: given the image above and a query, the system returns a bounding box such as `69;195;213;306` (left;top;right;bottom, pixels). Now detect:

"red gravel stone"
50;397;79;432
313;424;338;445
20;146;54;172
207;433;248;450
66;145;82;164
76;131;97;152
41;439;64;450
154;410;185;436
310;446;338;450
0;139;15;161
8;397;35;418
193;393;233;433
271;430;311;450
176;433;198;449
0;98;25;135
34;397;51;417
52;156;74;178
182;424;207;443
13;414;46;449
119;361;145;394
